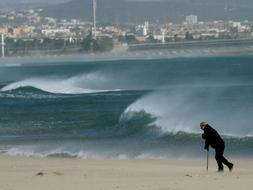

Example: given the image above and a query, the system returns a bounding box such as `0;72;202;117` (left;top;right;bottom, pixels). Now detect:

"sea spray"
121;87;253;137
0;72;121;94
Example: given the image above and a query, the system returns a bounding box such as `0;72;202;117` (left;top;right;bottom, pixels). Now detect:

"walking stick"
206;149;209;172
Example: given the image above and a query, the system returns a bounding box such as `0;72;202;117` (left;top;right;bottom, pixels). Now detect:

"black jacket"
202;124;224;149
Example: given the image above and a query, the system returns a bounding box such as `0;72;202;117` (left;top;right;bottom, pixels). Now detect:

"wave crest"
1;73;122;94
121;88;253;137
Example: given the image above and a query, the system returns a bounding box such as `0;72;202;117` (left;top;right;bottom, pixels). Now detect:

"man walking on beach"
200;122;234;172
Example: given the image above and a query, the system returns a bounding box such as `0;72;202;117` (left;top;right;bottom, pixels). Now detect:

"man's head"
200;121;207;130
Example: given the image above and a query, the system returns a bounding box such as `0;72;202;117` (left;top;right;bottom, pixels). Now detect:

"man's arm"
202;133;209;150
204;140;209;151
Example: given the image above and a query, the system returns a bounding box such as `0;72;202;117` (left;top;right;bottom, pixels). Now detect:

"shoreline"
0;156;252;190
1;44;253;63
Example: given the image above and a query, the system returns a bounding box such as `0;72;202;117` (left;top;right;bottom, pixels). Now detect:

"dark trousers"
215;144;232;171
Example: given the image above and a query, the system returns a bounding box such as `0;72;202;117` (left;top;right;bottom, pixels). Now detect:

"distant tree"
125;34;138;44
5;38;14;44
165;37;174;42
118;35;126;43
81;31;100;52
174;34;179;41
146;34;159;43
54;39;65;49
96;36;114;51
43;38;54;44
185;31;194;40
81;31;93;51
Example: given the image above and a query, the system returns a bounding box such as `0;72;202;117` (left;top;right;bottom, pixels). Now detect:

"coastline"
0;156;252;190
1;39;253;62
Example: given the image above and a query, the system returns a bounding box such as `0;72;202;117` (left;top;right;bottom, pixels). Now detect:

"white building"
186;15;198;25
42;28;70;37
136;21;149;36
1;33;5;57
144;21;149;35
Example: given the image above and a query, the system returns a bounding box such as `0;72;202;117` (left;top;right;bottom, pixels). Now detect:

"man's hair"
200;121;207;126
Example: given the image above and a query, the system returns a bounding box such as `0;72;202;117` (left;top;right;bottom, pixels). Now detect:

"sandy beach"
0;156;252;190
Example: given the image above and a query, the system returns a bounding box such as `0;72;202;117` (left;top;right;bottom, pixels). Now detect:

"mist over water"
123;87;253;136
1;54;253;159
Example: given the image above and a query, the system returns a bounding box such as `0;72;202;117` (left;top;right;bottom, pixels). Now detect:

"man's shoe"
229;163;234;172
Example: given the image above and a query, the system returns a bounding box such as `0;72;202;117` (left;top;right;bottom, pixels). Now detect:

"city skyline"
1;0;253;57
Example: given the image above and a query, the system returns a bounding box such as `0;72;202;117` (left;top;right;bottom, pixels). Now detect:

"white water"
1;72;122;94
122;88;253;137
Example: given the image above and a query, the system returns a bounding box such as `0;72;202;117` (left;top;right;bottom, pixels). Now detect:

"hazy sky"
2;0;168;3
1;0;70;4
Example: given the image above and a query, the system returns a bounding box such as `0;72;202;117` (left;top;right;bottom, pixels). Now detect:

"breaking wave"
0;73;122;94
1;55;253;158
121;87;253;137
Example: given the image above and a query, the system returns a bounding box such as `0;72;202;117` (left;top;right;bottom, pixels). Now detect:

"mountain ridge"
41;0;253;24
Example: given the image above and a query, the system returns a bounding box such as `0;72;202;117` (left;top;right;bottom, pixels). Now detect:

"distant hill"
0;3;47;10
42;0;253;24
0;0;68;10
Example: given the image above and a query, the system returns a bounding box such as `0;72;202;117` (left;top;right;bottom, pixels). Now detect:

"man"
200;122;234;172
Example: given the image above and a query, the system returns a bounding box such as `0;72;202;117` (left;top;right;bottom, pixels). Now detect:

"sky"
0;0;70;4
1;0;166;4
1;0;176;3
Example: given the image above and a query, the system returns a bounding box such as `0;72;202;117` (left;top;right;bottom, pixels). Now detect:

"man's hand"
204;145;209;151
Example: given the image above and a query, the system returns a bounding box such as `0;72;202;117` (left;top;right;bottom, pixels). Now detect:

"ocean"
0;54;253;159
